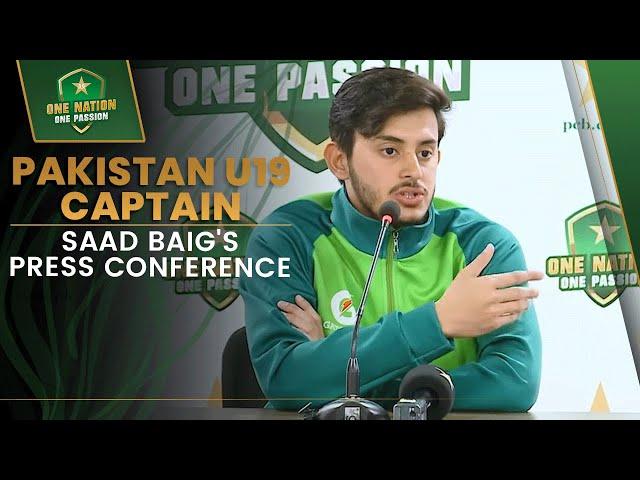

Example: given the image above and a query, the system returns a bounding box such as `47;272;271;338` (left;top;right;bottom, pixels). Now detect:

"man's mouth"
393;188;426;207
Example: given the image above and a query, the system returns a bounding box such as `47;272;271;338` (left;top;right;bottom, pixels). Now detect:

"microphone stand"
346;215;392;397
312;214;394;420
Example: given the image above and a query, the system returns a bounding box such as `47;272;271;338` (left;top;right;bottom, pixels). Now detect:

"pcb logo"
546;201;638;307
175;211;256;311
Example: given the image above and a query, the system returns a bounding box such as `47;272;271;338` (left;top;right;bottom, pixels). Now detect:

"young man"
239;67;543;412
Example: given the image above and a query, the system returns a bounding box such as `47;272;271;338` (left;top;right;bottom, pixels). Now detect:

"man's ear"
324;142;349;182
437;149;442;165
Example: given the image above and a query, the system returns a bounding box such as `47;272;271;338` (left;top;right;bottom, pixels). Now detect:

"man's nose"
399;151;422;179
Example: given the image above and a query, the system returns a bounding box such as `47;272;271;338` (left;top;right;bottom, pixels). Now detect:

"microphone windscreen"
398;364;455;420
378;200;401;224
399;364;452;398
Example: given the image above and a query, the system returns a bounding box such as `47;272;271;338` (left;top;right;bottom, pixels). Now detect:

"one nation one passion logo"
17;60;145;142
546;201;638;307
48;68;116;134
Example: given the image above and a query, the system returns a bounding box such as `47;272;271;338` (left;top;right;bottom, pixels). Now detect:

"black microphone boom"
312;200;401;420
346;200;401;397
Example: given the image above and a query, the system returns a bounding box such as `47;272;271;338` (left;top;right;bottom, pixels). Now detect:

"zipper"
386;230;399;312
393;230;399;256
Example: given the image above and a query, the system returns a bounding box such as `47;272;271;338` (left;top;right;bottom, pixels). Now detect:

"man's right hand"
435;243;543;338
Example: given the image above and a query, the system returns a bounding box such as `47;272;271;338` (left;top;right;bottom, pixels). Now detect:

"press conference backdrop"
129;60;640;414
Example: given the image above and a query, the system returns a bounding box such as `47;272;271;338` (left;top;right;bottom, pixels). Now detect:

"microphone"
393;365;455;420
312;200;401;420
347;200;401;396
379;200;401;228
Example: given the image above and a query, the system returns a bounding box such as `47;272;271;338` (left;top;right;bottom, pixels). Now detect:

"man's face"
344;107;440;226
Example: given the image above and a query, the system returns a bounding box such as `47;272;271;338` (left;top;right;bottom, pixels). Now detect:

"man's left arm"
449;226;542;412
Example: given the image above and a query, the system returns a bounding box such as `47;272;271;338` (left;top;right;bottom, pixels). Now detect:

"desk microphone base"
312;396;390;420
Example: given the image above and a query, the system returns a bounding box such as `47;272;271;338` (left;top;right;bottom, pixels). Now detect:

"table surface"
153;406;640;420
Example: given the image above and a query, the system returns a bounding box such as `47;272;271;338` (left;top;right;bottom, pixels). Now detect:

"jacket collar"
329;187;435;259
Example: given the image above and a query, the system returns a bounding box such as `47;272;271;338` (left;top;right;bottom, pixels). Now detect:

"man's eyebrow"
374;135;437;146
374;135;405;144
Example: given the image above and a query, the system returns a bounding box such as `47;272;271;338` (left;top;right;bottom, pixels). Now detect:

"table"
153;407;640;420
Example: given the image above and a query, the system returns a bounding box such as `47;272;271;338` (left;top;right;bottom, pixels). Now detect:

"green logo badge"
164;60;471;173
18;60;145;142
546;201;638;307
174;211;256;311
57;68;107;134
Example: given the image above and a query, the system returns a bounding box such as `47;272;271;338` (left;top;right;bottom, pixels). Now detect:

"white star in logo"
72;76;92;95
589;216;621;244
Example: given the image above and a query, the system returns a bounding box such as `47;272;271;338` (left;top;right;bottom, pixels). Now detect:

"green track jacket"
239;187;541;411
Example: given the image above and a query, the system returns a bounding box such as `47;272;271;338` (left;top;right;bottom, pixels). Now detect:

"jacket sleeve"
448;225;542;412
239;217;455;411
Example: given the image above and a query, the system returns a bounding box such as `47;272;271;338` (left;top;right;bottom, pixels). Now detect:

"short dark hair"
328;67;452;159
